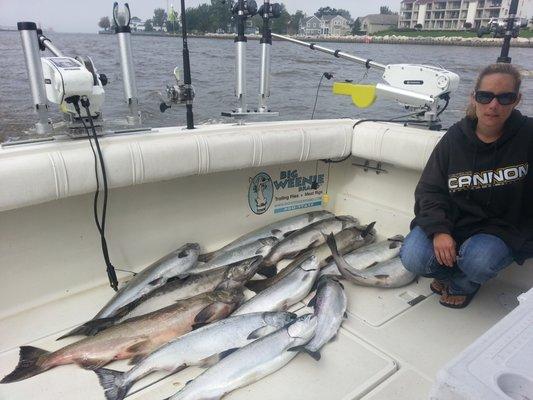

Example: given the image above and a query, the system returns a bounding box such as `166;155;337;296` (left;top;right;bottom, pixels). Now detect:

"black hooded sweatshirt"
411;109;533;264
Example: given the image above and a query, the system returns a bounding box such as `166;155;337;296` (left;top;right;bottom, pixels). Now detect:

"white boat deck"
0;269;525;400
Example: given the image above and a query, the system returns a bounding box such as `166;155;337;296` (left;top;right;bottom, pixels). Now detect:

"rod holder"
258;1;280;113
17;21;51;134
114;2;141;126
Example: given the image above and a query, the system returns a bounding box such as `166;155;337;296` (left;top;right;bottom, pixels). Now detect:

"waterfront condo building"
399;0;530;30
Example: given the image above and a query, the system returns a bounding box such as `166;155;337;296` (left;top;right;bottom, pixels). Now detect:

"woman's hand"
433;233;456;267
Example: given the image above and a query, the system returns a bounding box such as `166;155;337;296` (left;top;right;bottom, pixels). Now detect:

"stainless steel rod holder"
258;42;271;112
18;21;51;134
235;41;247;113
117;31;140;125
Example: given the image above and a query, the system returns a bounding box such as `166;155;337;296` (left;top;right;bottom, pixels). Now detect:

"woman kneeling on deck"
400;63;533;309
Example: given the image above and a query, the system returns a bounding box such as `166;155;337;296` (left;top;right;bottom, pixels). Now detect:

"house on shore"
130;17;145;31
299;14;352;36
358;14;399;34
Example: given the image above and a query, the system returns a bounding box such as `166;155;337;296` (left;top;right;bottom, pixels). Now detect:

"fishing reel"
160;67;195;113
232;0;258;17
258;2;282;19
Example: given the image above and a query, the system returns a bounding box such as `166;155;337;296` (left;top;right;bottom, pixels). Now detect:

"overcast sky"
0;0;401;33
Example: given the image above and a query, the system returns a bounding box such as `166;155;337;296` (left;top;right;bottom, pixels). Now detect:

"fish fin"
259;237;274;246
368;261;379;268
198;251;216;262
247;325;273;340
94;368;130;400
287;346;321;361
344;311;348;319
282;230;296;238
219;347;239;359
361;222;376;238
128;354;147;365
388;239;403;249
374;274;390;280
0;346;51;383
56;317;118;340
148;276;164;286
388;234;404;243
271;228;282;236
192;322;209;330
307;293;318;308
194;304;218;325
257;265;277;278
244;279;269;293
199;355;219;367
78;359;110;370
125;339;151;355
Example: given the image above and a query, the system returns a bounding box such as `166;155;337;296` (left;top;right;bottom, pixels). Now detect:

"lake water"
0;31;531;142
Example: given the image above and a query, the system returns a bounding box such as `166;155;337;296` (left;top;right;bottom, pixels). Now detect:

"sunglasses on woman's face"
474;91;518;105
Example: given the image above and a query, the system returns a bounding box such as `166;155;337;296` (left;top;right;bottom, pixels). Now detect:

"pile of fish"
1;210;417;400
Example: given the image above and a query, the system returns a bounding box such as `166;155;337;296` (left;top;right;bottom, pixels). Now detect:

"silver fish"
322;235;403;274
0;290;243;384
233;255;320;315
94;311;296;400
299;276;347;361
327;235;416;288
75;257;264;336
58;243;201;339
200;211;334;261
167;314;318;400
261;215;359;267
188;238;277;276
246;224;376;293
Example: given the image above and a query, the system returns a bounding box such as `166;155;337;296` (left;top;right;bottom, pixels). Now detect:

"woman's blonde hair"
466;63;522;119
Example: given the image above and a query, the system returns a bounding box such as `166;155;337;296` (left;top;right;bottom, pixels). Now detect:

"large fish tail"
94;368;130;400
1;346;51;383
57;317;118;340
326;234;363;281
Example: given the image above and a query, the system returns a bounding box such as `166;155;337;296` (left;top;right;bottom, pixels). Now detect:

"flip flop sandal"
439;288;479;309
430;279;448;295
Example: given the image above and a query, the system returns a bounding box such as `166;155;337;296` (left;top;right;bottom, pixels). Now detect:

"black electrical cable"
73;95;119;292
311;72;334;120
77;113;103;234
437;95;450;117
81;98;119;292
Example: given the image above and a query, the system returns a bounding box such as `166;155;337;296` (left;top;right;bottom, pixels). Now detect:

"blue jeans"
400;226;514;294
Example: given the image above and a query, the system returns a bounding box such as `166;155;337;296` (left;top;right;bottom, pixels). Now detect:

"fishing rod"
180;0;195;129
497;0;519;63
159;1;196;129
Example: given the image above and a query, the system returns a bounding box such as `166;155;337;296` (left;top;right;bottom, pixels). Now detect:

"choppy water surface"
0;31;531;142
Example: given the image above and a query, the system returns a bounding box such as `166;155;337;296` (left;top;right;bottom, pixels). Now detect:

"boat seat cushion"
351;121;443;171
0;119;353;212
